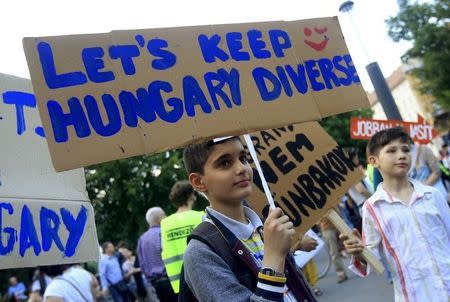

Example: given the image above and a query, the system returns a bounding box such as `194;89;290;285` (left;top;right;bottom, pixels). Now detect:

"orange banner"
350;115;438;144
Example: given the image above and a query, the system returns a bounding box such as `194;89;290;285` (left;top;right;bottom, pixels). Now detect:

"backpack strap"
178;221;241;302
188;221;238;271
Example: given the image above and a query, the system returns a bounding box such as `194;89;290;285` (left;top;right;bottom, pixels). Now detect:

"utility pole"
339;1;403;120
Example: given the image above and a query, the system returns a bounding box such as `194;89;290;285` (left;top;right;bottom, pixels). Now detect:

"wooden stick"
326;209;385;274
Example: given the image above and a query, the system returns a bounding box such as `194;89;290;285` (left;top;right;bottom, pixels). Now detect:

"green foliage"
86;149;206;247
386;0;450;109
320;109;373;163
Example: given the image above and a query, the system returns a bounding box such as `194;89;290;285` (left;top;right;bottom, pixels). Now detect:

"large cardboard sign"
246;122;363;235
350;115;438;144
23;17;369;171
0;73;99;269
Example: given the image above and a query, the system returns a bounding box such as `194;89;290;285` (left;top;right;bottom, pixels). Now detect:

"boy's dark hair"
169;180;194;207
182;137;240;174
366;127;413;157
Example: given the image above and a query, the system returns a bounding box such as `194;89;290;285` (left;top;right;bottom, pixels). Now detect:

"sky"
1;0;412;92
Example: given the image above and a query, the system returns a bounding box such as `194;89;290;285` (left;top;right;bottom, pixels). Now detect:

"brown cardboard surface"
23;18;369;171
0;73;99;269
0;198;98;269
246;122;363;236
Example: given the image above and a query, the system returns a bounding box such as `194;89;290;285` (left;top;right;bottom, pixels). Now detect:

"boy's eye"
240;155;249;164
219;160;231;167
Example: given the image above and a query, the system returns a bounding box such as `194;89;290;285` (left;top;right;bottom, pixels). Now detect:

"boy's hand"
262;208;295;272
339;229;364;257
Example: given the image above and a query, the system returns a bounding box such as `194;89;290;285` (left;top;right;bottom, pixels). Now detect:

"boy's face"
192;139;253;205
368;138;411;178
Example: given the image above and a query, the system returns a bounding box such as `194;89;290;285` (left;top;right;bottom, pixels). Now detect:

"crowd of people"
3;128;449;302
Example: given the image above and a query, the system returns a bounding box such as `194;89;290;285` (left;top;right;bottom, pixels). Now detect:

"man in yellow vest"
161;180;204;295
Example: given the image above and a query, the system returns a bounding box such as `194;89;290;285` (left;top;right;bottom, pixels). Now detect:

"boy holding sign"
179;137;316;302
341;127;450;302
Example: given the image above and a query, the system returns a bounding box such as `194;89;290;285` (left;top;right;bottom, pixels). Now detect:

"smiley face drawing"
303;26;329;51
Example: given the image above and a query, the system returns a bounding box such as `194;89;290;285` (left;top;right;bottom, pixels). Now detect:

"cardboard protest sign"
0;73;99;269
350;115;438;144
246;122;363;235
23;17;369;172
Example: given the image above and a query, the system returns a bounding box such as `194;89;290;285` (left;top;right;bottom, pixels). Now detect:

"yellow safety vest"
161;210;204;293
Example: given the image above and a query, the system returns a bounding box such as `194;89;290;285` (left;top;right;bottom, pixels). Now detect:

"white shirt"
44;266;94;302
31;275;52;292
350;179;450;302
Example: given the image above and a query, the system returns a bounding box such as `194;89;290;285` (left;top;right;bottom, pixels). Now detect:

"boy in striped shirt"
341;127;450;302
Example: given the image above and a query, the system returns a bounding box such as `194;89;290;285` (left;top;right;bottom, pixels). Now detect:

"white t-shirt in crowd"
44;266;94;302
31;275;52;292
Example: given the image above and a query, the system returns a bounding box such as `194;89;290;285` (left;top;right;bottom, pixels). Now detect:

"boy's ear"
189;172;207;193
368;155;378;168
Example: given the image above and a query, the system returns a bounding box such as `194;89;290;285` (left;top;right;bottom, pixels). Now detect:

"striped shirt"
350;179;450;302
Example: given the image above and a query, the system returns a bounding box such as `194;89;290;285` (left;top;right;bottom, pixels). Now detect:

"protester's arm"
423;147;441;186
90;272;101;300
137;239;150;277
340;204;382;277
290;235;318;253
18;283;27;295
184;240;280;302
99;260;109;291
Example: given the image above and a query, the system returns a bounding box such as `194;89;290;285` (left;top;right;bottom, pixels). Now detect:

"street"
312;248;394;302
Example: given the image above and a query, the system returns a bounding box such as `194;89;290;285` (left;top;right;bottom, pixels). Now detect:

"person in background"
118;242;159;302
319;216;348;284
409;143;448;198
160;181;204;296
43;264;99;302
118;242;141;301
99;242;130;302
347;149;373;214
439;143;450;194
7;277;28;302
28;268;52;302
292;236;323;296
341;127;450;301
342;194;362;233
137;207;174;302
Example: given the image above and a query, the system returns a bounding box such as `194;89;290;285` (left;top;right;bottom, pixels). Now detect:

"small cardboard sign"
23;17;369;172
246;122;363;235
350;115;438;144
0;73;99;269
0;198;98;269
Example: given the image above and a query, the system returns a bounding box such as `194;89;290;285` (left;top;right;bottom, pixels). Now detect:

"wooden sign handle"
326;209;385;274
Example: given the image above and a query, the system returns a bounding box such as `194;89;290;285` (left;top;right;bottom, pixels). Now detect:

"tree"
386;0;450;109
320;109;373;163
86;149;207;246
